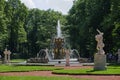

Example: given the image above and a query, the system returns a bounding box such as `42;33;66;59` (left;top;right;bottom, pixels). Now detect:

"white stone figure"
4;48;8;63
3;48;11;63
95;29;105;54
36;52;40;58
7;50;11;63
45;48;48;59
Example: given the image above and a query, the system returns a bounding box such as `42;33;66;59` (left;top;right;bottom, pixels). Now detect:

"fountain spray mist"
57;20;62;37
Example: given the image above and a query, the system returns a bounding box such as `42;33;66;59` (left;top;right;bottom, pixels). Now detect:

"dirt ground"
0;66;120;80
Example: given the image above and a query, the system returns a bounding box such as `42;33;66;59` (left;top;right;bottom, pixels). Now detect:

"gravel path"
0;66;120;80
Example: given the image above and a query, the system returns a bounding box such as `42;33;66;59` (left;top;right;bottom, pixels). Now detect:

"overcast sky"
20;0;74;14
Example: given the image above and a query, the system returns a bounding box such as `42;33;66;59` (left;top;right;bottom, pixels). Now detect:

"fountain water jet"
57;20;62;38
50;20;65;59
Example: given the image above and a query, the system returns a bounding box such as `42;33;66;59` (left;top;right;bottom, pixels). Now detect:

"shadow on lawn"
86;69;107;73
109;63;120;66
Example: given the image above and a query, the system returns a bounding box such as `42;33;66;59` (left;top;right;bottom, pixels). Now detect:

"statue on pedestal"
95;29;105;54
65;49;70;66
94;29;106;70
3;48;11;63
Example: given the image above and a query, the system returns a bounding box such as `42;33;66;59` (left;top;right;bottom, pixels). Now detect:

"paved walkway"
0;66;120;80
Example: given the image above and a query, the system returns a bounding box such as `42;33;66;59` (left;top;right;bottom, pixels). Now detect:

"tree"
0;0;8;51
5;0;28;55
67;0;111;57
111;0;120;52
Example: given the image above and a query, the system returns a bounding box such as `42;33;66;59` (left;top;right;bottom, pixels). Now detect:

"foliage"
0;0;8;51
0;0;66;59
0;0;120;59
67;0;120;57
4;0;28;54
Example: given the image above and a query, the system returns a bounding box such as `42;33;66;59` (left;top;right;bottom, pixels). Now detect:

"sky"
20;0;74;15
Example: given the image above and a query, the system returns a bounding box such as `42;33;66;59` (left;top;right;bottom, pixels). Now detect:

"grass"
53;66;120;75
10;59;26;63
0;65;62;72
0;65;120;75
0;76;89;80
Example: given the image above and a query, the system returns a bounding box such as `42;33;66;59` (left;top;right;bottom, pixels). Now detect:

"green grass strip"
0;76;89;80
53;66;120;75
10;59;26;63
0;65;62;72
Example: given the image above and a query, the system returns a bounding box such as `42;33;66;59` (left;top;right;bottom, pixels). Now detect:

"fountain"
46;20;81;65
50;20;65;59
27;49;48;63
27;20;81;65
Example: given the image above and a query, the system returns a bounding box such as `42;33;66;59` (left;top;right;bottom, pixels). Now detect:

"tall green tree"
67;0;89;57
5;0;28;54
111;0;120;52
0;0;8;51
67;0;111;57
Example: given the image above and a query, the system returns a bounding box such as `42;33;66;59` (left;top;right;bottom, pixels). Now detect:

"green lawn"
10;59;26;63
53;66;120;75
0;76;89;80
0;65;120;75
0;65;90;80
0;65;62;72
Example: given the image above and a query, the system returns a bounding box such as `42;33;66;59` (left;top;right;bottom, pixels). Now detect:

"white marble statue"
95;29;105;54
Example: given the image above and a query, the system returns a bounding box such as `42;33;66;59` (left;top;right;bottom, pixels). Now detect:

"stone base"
94;54;107;70
66;64;70;66
27;58;48;63
118;54;120;63
66;59;70;66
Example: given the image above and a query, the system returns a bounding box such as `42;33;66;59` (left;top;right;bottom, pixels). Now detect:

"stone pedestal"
117;49;120;63
4;54;7;63
94;54;106;70
65;49;70;66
